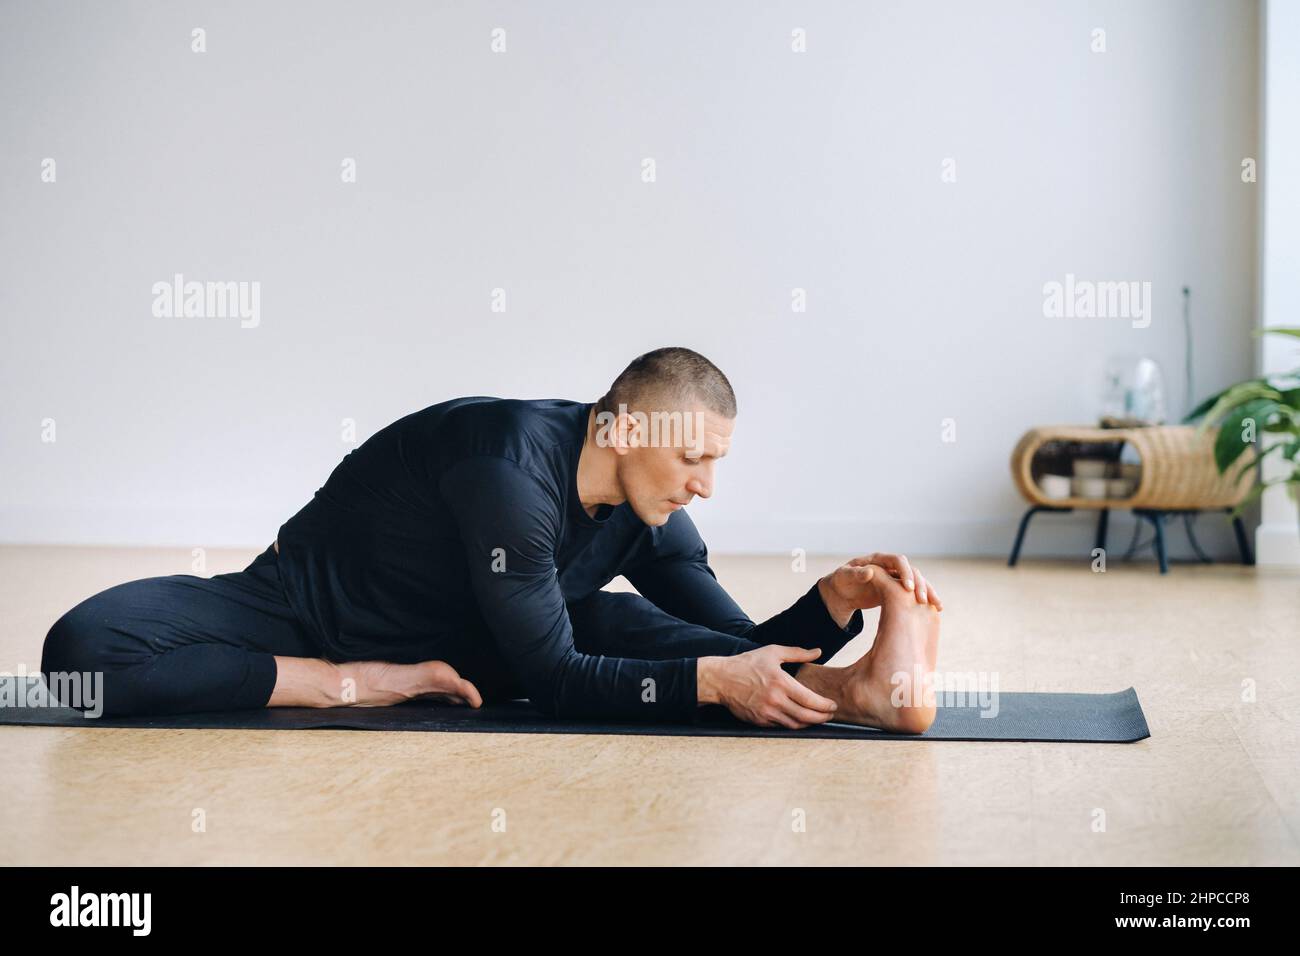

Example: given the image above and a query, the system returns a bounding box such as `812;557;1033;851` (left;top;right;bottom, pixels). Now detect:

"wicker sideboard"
1008;425;1255;573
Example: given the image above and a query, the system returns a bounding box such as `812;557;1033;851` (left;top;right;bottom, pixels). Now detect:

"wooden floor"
2;544;1297;866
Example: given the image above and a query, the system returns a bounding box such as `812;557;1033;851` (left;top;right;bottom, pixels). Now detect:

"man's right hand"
698;646;839;729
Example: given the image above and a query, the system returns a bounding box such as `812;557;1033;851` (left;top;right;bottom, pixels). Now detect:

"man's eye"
685;458;701;465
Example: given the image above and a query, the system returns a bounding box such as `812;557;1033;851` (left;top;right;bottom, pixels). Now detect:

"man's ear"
616;411;645;451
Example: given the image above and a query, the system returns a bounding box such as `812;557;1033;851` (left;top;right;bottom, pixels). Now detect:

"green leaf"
1214;399;1278;472
1194;382;1285;435
1230;482;1268;517
1262;420;1299;434
1184;379;1273;423
1260;403;1299;431
1183;384;1231;423
1229;472;1298;517
1228;440;1285;484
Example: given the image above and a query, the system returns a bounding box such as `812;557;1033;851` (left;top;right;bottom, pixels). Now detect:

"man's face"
614;404;733;527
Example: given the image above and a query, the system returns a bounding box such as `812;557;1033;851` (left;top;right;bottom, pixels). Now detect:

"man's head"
590;347;736;527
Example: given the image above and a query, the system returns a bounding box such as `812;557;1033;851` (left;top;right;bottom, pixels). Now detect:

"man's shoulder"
446;396;583;433
386;396;579;459
405;395;578;435
400;397;583;504
642;507;708;559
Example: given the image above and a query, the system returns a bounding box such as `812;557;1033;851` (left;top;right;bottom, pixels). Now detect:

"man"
42;347;942;732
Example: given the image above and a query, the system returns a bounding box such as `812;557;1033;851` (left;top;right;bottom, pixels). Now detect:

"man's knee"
568;590;664;652
568;590;652;626
40;599;131;710
43;604;105;674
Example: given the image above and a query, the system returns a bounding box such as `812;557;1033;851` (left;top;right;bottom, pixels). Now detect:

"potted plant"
1183;327;1300;517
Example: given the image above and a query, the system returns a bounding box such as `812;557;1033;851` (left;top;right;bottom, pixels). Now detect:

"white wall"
1257;0;1300;567
0;0;1263;561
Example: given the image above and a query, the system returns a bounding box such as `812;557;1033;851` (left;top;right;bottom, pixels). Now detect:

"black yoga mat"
0;677;1149;742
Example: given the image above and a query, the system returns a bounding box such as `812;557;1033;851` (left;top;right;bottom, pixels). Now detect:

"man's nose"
687;467;713;499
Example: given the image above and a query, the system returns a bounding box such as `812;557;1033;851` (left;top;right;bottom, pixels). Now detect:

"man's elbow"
527;687;564;719
519;670;566;719
526;659;594;720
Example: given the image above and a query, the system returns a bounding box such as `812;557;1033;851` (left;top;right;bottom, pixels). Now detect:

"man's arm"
439;456;758;721
622;509;865;668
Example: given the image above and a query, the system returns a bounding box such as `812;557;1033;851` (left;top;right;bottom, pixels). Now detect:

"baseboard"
693;512;1256;562
0;505;1277;565
1256;522;1300;567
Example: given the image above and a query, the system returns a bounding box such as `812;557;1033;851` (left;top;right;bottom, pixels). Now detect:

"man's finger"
873;567;912;598
458;679;483;708
913;570;943;609
892;554;915;591
779;698;836;727
774;644;824;663
783;674;838;713
870;552;915;591
918;572;938;608
846;564;878;592
767;710;801;730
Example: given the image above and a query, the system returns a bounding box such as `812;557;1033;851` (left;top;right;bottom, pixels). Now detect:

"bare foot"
335;660;483;708
797;597;941;734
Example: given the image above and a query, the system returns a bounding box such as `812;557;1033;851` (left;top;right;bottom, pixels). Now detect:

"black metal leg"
1094;508;1109;553
1009;507;1036;567
1230;511;1255;566
1009;505;1071;566
1182;513;1214;563
1150;512;1168;574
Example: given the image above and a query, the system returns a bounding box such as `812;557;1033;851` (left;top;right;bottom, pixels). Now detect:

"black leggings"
40;544;763;718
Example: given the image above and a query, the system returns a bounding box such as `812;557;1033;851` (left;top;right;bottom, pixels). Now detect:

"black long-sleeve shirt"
274;397;864;721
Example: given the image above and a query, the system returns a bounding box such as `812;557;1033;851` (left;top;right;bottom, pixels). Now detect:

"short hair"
595;347;737;420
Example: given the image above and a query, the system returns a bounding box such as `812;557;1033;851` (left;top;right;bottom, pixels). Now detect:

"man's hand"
820;553;943;614
698;646;839;729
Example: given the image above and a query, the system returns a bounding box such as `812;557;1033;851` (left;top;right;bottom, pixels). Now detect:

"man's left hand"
819;553;942;616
